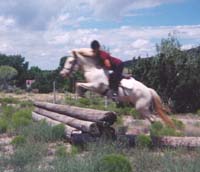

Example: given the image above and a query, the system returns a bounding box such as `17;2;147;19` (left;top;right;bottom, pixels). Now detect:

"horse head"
60;56;79;77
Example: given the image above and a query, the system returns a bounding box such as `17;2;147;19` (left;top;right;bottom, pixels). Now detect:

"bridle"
64;56;78;76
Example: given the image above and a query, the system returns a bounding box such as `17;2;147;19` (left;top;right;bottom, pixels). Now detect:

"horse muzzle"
60;70;69;78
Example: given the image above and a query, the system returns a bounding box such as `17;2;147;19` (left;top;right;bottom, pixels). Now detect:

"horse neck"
77;54;97;72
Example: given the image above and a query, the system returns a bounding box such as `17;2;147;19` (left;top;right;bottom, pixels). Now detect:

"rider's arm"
100;51;112;69
104;59;111;69
72;48;95;57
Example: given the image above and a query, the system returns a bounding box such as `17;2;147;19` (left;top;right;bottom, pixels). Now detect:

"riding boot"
111;87;119;102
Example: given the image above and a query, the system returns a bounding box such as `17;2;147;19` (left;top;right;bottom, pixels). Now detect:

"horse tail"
150;88;175;128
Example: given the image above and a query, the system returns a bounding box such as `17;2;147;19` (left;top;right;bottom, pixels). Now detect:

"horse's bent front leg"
76;82;95;97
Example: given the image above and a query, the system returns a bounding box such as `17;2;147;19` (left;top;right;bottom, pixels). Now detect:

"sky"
0;0;200;70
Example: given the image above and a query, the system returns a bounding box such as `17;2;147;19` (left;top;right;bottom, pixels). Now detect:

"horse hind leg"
135;99;156;123
139;109;156;123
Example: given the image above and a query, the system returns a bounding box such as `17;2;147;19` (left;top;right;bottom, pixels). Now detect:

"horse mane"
76;52;105;70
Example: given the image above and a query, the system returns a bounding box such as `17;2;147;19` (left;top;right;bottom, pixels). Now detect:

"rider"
72;40;124;99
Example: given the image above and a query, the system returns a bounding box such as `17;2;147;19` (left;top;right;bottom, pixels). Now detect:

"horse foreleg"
76;82;95;97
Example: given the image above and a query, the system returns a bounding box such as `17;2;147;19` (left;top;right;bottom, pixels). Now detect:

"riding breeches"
109;62;124;92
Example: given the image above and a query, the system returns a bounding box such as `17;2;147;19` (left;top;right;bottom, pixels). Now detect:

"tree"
156;33;181;57
129;35;200;113
0;54;29;88
0;65;18;90
27;66;42;80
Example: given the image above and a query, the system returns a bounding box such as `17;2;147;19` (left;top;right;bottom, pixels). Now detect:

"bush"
115;106;139;118
70;145;80;156
52;124;66;140
150;121;163;137
196;109;200;116
14;88;25;94
172;117;185;130
0;119;8;133
2;105;16;119
97;154;132;172
19;101;33;108
21;121;53;142
78;98;91;106
0;97;18;104
12;109;32;129
55;145;67;158
9;142;46;170
136;134;152;148
150;121;182;137
11;135;26;147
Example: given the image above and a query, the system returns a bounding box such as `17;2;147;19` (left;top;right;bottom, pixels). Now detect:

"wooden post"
104;96;108;109
53;81;56;103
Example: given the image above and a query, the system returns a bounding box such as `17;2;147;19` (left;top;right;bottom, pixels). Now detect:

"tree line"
125;35;200;113
0;54;82;93
0;35;200;113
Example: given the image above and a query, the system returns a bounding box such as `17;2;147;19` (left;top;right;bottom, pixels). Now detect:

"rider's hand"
104;59;111;69
71;50;76;56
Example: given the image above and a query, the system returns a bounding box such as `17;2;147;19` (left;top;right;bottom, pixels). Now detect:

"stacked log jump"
32;101;117;141
32;101;200;148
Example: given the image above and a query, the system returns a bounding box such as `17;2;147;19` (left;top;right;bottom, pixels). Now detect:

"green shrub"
116;115;123;125
14;88;25;95
52;124;65;140
9;142;46;170
0;97;18;104
55;145;67;158
172;118;185;130
197;109;200;116
78;97;91;106
12;109;32;129
150;121;163;137
21;121;53;142
150;121;182;137
11;135;26;147
115;106;139;117
19;101;33;108
136;134;152;148
2;105;16;119
70;145;79;156
97;154;132;172
0;119;8;133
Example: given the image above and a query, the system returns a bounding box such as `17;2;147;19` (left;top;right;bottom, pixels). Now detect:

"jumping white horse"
60;50;175;128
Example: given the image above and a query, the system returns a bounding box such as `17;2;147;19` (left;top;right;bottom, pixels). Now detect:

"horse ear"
72;51;78;59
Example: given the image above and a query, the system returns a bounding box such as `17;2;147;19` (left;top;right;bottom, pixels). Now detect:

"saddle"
122;74;132;79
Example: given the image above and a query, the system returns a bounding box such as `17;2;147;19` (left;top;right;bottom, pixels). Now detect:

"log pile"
154;136;200;148
32;101;117;140
32;101;200;148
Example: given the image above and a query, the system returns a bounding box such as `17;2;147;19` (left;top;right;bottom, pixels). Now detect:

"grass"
97;153;132;172
150;121;183;137
11;135;26;147
0;97;19;105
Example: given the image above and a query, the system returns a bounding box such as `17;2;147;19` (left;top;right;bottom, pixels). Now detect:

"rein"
67;56;78;75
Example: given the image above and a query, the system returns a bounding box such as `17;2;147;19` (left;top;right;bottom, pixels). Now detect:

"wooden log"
34;107;100;135
153;136;200;148
33;101;117;125
32;112;81;139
